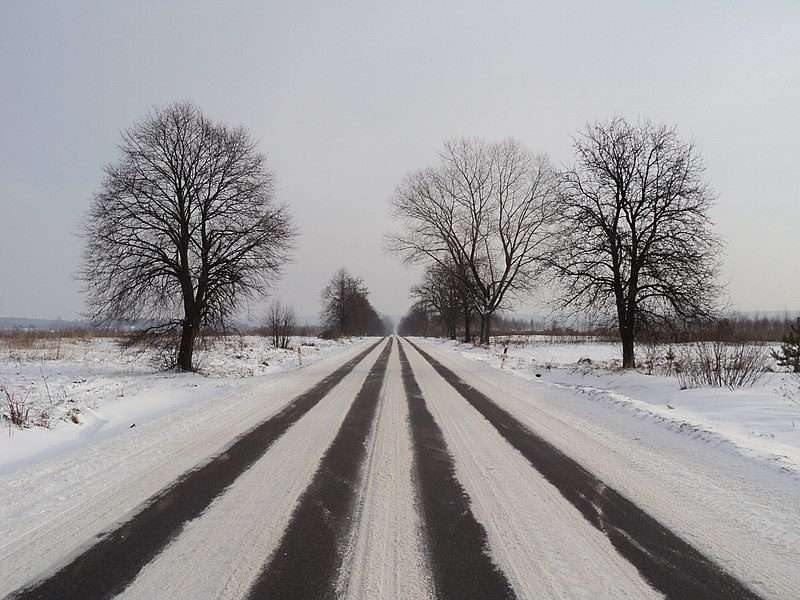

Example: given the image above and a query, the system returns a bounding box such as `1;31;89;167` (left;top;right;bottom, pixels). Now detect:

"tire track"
117;341;389;599
403;340;659;598
408;339;762;600
397;339;515;600
336;343;433;599
246;338;393;599
9;339;383;600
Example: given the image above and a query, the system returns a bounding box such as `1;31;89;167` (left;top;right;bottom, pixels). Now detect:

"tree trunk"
621;328;635;369
177;319;198;371
479;312;492;345
463;310;472;343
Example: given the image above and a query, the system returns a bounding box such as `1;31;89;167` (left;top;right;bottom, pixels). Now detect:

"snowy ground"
411;338;800;599
0;335;351;472
435;336;800;474
1;334;798;598
7;334;795;478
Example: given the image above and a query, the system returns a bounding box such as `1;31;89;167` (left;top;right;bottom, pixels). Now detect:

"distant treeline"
400;311;799;344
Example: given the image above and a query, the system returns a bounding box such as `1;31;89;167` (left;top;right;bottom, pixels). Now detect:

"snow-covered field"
437;336;800;474
1;334;798;598
0;335;351;471
6;334;795;477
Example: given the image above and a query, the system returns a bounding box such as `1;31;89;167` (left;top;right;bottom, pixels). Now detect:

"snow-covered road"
414;339;798;599
2;337;797;599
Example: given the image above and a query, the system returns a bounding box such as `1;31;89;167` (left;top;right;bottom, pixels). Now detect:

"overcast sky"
2;1;798;322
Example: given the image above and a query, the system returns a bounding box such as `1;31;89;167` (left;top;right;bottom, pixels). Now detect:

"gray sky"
2;1;798;322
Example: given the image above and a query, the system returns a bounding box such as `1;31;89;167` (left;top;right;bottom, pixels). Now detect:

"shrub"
2;383;33;428
771;317;800;373
676;341;769;390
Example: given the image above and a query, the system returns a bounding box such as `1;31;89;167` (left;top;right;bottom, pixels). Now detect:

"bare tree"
265;299;296;349
80;101;296;371
387;137;556;344
397;302;431;336
410;261;474;341
320;268;369;336
551;117;724;368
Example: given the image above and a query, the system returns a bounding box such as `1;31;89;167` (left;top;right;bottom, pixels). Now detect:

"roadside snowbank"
0;335;351;472
430;338;800;473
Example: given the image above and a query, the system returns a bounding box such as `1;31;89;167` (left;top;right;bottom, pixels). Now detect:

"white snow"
405;342;660;598
435;336;800;473
0;335;358;596
415;337;800;599
0;335;346;471
118;341;388;600
1;334;798;599
337;347;434;599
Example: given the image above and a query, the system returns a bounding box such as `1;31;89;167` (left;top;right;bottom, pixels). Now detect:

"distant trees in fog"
319;268;390;337
397;303;430;337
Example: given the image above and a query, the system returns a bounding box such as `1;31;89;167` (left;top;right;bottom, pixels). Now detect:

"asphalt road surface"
6;337;793;599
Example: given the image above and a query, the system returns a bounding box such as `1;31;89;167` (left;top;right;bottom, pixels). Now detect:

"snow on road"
440;337;800;472
0;338;366;597
1;335;798;598
412;338;800;599
338;347;433;599
119;341;387;599
404;341;660;599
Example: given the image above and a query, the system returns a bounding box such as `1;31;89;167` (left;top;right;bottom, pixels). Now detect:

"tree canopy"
80;101;296;371
551;117;724;367
387;137;557;343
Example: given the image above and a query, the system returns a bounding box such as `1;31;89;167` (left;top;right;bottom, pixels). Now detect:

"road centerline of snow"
398;339;516;600
407;338;763;600
335;342;433;599
9;339;383;600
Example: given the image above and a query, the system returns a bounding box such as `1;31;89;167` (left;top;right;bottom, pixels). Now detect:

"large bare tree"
80;101;296;371
387;137;557;344
551;117;724;368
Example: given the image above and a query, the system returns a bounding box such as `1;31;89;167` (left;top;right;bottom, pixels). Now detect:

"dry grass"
0;329;102;362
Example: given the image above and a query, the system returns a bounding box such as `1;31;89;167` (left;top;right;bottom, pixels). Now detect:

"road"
3;337;797;599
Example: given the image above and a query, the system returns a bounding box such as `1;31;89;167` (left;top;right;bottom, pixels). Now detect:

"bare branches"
387;137;557;343
80;101;297;371
410;261;474;341
319;268;387;337
550;117;724;367
264;300;297;349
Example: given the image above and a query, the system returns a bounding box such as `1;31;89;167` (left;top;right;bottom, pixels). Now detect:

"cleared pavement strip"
407;338;762;600
10;335;763;599
336;342;433;598
251;337;515;599
246;338;393;598
397;339;516;599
